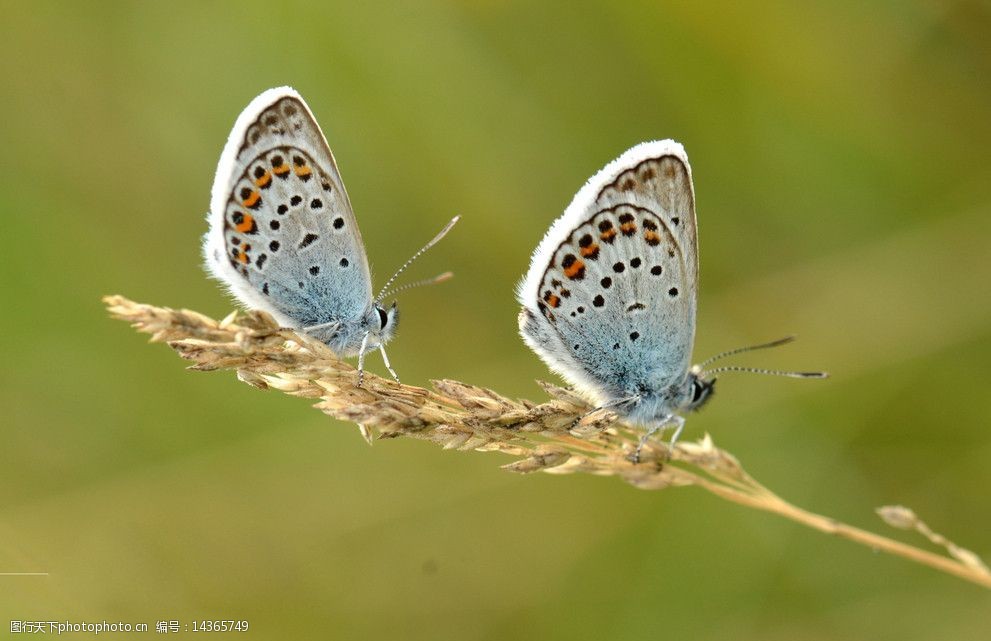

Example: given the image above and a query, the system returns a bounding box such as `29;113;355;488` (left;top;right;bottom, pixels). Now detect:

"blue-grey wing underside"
208;94;373;329
521;152;698;401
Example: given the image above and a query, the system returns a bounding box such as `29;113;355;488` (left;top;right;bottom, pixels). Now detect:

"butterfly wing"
203;87;373;331
517;140;698;407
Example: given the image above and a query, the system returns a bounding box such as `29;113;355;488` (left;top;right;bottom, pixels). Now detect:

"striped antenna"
376;216;460;303
379;272;453;301
698;336;797;369
701;365;828;379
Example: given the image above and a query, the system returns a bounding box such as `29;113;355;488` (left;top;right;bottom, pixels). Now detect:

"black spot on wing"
299;233;318;248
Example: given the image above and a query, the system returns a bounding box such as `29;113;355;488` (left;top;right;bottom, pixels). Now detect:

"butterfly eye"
691;380;706;403
688;377;715;411
377;306;389;330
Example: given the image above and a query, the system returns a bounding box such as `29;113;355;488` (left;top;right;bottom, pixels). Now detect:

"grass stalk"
104;294;991;589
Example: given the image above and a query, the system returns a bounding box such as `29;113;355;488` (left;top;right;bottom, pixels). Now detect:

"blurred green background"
2;1;990;639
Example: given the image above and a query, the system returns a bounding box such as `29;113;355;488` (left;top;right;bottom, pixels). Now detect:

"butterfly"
203;87;456;383
517;140;825;455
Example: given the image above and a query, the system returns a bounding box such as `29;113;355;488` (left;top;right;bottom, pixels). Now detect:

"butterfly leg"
305;320;341;333
631;415;684;463
356;331;371;387
667;415;686;449
379;345;400;383
632;428;659;464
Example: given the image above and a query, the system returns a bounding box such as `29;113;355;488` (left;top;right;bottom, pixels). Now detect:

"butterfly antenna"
701;365;828;379
379;271;454;301
375;216;460;303
698;335;797;368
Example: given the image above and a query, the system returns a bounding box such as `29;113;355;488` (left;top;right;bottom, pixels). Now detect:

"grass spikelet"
104;294;991;589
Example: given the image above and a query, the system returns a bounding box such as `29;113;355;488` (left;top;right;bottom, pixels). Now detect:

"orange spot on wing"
294;165;312;179
235;213;255;233
620;222;637;236
600;228;616;242
236;249;249;264
254;171;272;188
273;164;291;177
580;243;600;258
242;190;261;208
564;259;586;279
644;230;661;246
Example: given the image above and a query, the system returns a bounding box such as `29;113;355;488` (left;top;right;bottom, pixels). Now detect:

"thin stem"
677;469;991;589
